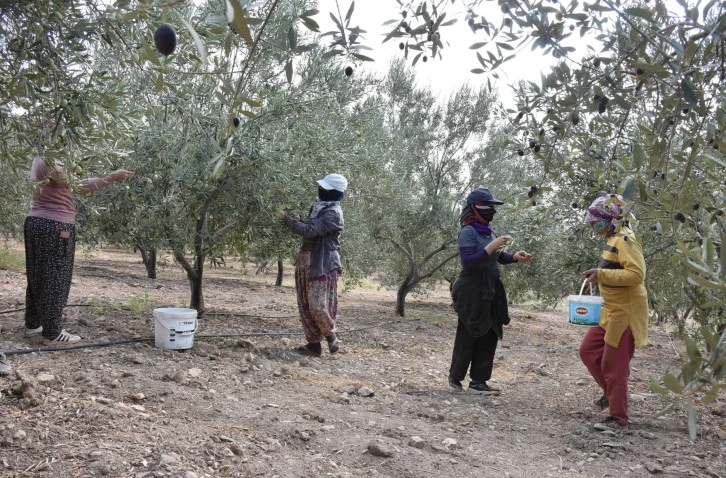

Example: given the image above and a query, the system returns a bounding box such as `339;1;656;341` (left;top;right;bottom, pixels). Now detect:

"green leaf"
228;0;254;46
632;143;645;171
352;52;374;62
470;42;488;50
619;176;635;201
238;96;261;108
301;17;320;32
345;1;355;24
624;7;654;21
648;376;669;394
637;178;647;201
684;336;702;361
143;45;162;67
471;68;485;74
212;157;225;179
687;402;697;441
154;72;164;92
177;14;208;69
321;49;343;59
681;79;698;106
663;372;683;394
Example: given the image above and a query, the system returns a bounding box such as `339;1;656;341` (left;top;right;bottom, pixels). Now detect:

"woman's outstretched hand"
513;251;533;263
111;169;134;182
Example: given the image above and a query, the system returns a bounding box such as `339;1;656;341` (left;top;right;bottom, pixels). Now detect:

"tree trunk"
393;246;459;317
190;213;206;316
276;258;284;286
396;279;413;317
139;247;157;279
189;267;204;314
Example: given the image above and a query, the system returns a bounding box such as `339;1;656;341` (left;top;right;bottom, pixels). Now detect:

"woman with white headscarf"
280;173;347;357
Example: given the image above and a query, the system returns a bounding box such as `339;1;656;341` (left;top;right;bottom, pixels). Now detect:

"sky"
314;0;571;107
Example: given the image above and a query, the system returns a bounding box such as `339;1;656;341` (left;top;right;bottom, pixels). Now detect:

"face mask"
475;204;496;223
593;220;610;234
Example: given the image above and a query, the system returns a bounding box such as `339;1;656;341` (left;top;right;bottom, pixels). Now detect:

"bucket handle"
578;279;597;299
174;324;197;336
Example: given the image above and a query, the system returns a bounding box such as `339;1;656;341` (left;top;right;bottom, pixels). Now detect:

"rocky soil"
1;246;725;478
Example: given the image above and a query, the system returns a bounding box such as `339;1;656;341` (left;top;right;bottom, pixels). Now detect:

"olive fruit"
593;58;601;68
399;42;405;50
597;96;609;114
154;24;177;56
233;117;240;128
517;149;524;156
529;140;536;149
534;144;541;153
674;212;686;223
345;66;353;77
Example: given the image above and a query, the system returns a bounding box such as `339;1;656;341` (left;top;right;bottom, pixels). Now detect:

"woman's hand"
279;211;287;221
582;268;599;285
513;250;533;263
491;236;510;250
111;169;133;182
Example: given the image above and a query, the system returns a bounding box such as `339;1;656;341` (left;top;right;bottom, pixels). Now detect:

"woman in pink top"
24;157;133;344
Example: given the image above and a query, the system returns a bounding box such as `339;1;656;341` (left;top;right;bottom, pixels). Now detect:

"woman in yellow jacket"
579;195;648;431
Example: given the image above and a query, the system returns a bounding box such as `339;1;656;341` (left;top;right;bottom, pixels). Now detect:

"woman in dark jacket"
280;173;347;357
448;187;533;394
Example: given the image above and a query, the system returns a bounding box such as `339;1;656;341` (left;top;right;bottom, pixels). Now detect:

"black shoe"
294;343;322;358
326;333;340;354
594;394;609;409
594;416;629;431
448;376;463;391
468;382;501;395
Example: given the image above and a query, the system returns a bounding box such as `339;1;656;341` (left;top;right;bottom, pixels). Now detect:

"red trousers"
579;326;635;425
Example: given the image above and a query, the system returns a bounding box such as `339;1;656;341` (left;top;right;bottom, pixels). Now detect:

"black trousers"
449;320;499;384
24;216;76;339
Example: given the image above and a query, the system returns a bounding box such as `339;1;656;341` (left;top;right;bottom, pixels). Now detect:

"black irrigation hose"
4;338;153;356
0;304;91;315
1;305;299;320
2;319;419;357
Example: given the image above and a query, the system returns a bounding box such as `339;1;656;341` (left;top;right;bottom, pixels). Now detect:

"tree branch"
210;221;236;244
173;250;196;280
416;251;460;282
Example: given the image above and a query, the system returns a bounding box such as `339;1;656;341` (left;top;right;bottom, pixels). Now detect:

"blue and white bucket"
568;280;603;327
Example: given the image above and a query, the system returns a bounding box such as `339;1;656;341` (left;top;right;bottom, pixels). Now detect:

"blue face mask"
593;220;610;234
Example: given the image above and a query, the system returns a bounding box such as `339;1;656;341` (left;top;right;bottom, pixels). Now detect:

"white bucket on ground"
568;280;603;327
153;307;197;350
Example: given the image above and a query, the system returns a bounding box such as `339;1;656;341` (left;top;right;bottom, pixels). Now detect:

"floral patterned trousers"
294;250;338;344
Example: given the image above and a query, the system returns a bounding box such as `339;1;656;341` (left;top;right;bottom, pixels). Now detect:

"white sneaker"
24;326;43;343
0;353;11;377
42;329;81;345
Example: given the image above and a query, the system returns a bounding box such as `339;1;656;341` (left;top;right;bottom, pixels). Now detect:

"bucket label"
569;301;601;326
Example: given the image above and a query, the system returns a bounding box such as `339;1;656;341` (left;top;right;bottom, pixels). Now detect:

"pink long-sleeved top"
28;157;112;225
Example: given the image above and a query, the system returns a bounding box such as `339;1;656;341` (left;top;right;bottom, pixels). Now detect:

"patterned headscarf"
584;195;625;236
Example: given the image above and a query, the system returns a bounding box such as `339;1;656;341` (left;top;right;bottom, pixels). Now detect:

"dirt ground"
1;246;725;478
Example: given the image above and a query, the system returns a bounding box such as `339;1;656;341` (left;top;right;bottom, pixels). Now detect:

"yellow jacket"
597;227;649;348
